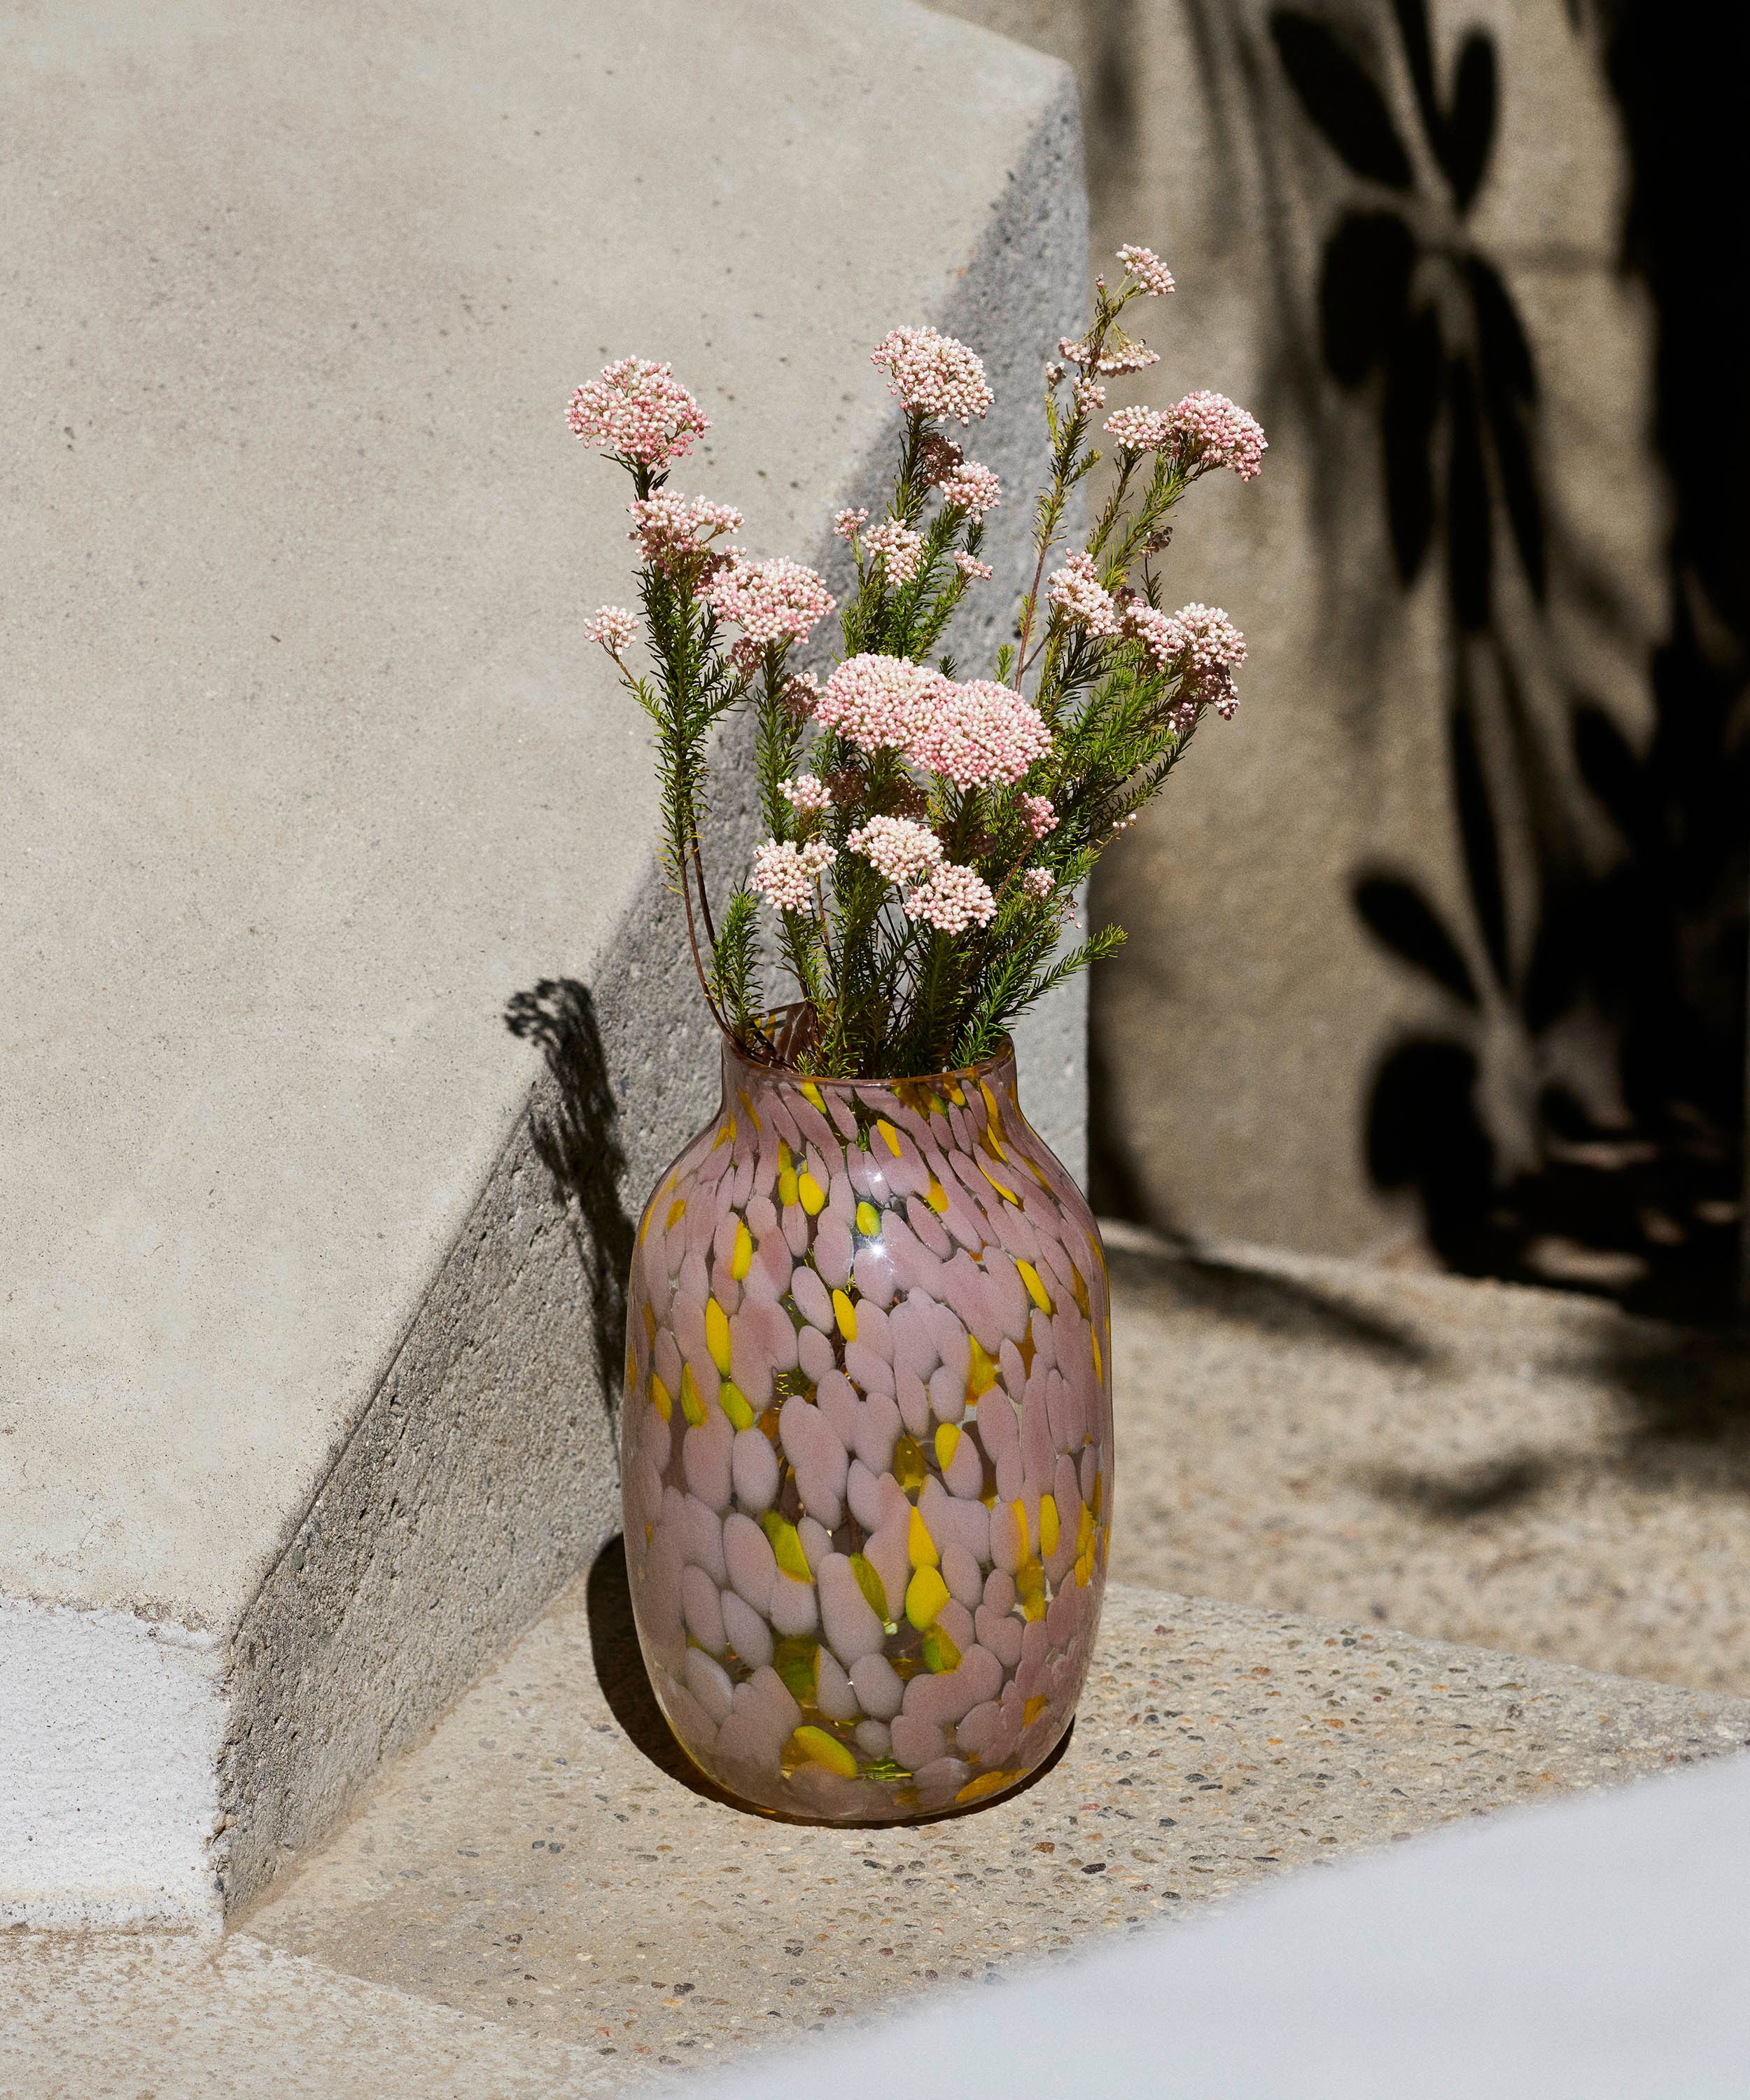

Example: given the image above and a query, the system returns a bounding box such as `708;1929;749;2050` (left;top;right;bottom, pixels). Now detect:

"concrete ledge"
0;0;1086;1925
240;1568;1747;2065
663;1742;1750;2099
0;1602;223;1930
0;1932;604;2099
8;1566;1744;2089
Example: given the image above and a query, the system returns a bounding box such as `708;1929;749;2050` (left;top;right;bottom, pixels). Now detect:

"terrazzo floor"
11;1245;1750;2096
12;1567;1746;2095
1106;1231;1750;1695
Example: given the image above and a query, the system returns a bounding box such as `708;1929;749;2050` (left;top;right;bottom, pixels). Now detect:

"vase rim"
723;1006;1016;1091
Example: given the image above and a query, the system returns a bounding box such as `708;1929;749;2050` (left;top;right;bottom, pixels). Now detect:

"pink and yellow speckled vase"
620;1030;1113;1822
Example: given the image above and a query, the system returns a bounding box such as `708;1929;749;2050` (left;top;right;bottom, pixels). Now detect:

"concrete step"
0;0;1086;1930
0;1933;600;2100
8;1549;1743;2094
674;1741;1750;2099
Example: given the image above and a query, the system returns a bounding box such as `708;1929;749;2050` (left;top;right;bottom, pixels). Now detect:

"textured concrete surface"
0;1934;605;2100
8;1562;1744;2091
0;0;1087;1924
1106;1229;1750;1695
18;1721;1742;2100
0;1604;226;1930
931;0;1671;1265
666;1749;1750;2100
230;1558;1746;2080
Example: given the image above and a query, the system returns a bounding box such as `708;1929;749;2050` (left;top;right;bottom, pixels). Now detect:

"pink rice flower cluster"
1102;405;1174;455
813;654;941;752
1120;604;1177;667
1058;334;1161;377
1167;601;1247;716
1117;244;1176;298
917;433;963;481
1046;550;1121;638
846;814;944;886
1073;380;1107;414
1021;867;1056;900
815;656;1050;790
1021;792;1058;839
779;774;833;818
704;556;835;648
751;836;836;913
908;680;1052;790
1125;600;1247;718
1169;391;1268;480
904;861;997;933
581;605;638;654
862;519;926;584
626;492;742;573
568;358;709;468
832;507;869;540
953;551;993;580
917;437;999;520
937;460;1002;520
870;326;994;425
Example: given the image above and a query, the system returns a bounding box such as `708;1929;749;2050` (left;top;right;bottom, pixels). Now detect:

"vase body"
620;1034;1113;1821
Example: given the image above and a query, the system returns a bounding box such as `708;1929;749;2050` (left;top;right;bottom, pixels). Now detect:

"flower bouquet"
576;248;1264;1819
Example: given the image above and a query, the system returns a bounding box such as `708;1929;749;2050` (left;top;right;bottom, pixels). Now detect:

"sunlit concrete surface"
5;1565;1744;2094
676;1736;1750;2100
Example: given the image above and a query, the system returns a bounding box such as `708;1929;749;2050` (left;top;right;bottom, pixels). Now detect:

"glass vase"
620;1029;1112;1821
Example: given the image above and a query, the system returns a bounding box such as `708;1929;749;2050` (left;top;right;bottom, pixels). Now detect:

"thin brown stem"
689;838;720;954
812;876;835;973
1016;594;1066;690
1012;288;1140;690
1011;525;1056;691
679;865;734;1043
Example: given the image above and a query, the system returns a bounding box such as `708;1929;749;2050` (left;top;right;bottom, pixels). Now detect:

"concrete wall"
0;0;1087;1924
930;0;1675;1270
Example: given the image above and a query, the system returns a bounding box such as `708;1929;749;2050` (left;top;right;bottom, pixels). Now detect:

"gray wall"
932;0;1744;1312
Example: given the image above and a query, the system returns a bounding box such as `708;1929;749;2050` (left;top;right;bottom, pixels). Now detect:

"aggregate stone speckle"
0;1933;600;2100
236;1547;1750;2086
1104;1233;1750;1696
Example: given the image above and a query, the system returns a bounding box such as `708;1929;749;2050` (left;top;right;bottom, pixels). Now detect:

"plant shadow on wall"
504;979;638;1413
1271;0;1746;1322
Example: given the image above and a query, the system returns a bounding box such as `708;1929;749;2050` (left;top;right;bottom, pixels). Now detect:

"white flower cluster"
905;862;997;933
938;461;1002;521
581;605;638;653
870;326;995;425
751;836;836;913
863;519;926;584
1045;551;1121;638
779;774;834;818
846;815;944;885
1116;244;1176;298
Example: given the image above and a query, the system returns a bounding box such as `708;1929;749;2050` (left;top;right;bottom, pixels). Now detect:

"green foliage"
587;263;1253;1079
706;887;761;1040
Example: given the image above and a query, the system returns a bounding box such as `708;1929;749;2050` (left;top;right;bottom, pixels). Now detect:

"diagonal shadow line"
1105;1238;1436;1367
